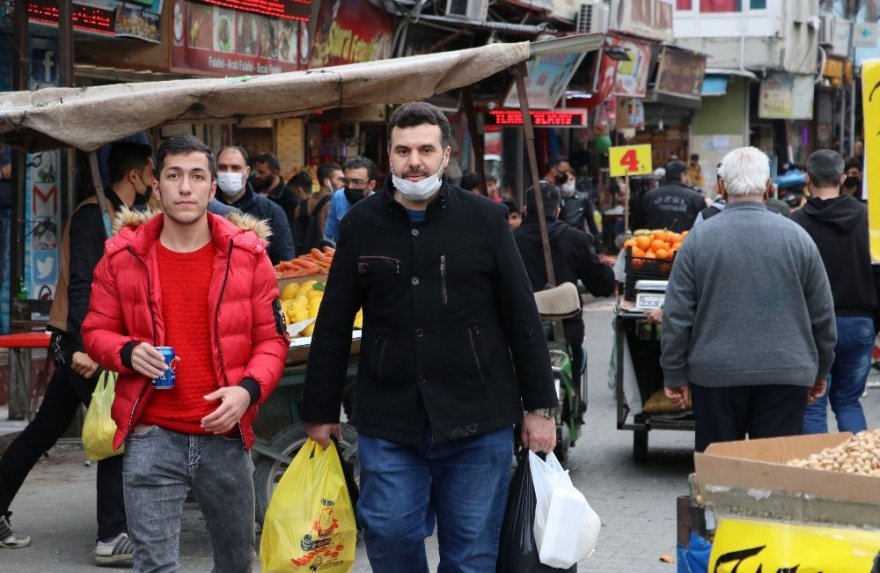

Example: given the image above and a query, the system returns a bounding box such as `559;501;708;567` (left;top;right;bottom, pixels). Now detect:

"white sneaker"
0;514;31;548
95;532;134;565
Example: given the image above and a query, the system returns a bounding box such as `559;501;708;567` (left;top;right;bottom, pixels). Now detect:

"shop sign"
199;0;309;20
853;22;879;47
486;109;587;128
27;0;163;43
758;74;814;120
504;50;587;110
609;36;652;99
861;59;880;259
171;0;307;76
654;47;706;101
609;144;652;177
309;0;394;68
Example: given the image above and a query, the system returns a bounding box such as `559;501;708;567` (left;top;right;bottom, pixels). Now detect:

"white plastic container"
538;485;601;568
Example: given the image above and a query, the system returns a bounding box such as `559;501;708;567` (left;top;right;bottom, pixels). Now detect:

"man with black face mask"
542;155;572;189
323;156;376;246
842;156;864;201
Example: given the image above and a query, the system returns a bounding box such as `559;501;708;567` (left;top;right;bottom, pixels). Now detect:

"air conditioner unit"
818;15;834;45
445;0;489;22
577;2;609;34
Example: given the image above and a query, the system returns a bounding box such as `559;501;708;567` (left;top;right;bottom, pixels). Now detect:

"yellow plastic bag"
82;370;123;462
260;439;356;573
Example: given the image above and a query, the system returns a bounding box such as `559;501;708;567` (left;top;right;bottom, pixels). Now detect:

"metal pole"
513;61;556;287
59;0;76;220
10;1;29;311
462;86;488;196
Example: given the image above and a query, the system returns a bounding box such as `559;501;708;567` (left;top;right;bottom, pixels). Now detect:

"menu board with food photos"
171;0;310;76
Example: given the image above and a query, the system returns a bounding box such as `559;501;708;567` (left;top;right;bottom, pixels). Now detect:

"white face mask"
392;165;444;201
561;181;576;197
217;172;245;197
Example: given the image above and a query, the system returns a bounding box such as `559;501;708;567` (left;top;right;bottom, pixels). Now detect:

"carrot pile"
275;247;335;278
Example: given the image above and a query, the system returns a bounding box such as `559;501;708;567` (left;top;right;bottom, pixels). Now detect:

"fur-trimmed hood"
105;207;273;259
112;206;272;240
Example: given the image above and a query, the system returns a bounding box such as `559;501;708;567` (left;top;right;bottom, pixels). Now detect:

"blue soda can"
153;346;177;389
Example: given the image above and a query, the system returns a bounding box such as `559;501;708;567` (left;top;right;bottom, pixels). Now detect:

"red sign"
200;0;310;21
28;1;115;35
171;0;307;76
487;110;587;128
309;0;393;68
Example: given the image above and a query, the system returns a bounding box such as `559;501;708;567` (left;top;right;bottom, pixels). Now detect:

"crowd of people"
0;100;876;573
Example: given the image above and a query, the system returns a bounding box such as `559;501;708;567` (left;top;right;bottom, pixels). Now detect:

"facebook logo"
30;45;58;88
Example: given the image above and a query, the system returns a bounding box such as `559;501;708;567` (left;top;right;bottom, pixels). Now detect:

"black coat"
301;180;557;445
219;184;296;263
632;182;706;232
264;179;300;232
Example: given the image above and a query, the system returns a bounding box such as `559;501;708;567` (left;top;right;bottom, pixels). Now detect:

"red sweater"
140;241;218;434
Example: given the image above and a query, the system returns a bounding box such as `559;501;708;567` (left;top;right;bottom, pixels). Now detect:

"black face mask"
344;187;365;204
553;173;568;185
844;176;861;189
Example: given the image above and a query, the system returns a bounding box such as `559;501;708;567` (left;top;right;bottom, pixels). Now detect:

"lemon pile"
280;280;363;337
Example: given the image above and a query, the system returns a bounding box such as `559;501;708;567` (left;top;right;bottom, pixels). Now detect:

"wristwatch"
529;407;557;419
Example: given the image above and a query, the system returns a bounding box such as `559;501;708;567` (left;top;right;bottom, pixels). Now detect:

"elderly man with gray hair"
660;146;837;453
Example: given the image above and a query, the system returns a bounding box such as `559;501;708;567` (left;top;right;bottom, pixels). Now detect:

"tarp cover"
0;41;530;152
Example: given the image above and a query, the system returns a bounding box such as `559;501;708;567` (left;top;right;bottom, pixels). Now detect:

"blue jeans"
122;425;255;573
803;316;874;434
357;427;513;573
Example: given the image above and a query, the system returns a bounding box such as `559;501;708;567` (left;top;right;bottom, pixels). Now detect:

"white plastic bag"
528;450;601;568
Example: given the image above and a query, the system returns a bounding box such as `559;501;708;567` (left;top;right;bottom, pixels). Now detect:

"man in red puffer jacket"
82;135;288;573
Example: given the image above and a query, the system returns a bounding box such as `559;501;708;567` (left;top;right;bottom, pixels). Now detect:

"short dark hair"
108;142;153;184
218;145;249;166
387;102;451;149
665;160;688;183
502;199;520;216
343;156;377;181
844;155;862;172
287;170;312;191
317;162;343;185
545;155;568;173
459;172;479;192
806;149;844;188
157;135;215;181
690;153;699;162
487;174;498;184
256;152;280;172
525;181;561;216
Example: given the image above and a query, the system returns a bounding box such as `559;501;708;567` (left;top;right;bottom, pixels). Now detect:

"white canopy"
0;41;531;152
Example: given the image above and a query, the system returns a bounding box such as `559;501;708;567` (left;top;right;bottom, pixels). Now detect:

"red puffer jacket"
83;209;288;450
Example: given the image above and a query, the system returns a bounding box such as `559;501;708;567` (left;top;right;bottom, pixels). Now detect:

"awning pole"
88;152;114;239
462;86;488;196
512;61;556;287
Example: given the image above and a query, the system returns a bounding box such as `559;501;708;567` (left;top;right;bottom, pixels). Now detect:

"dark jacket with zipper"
218;183;296;264
514;217;615;336
301;180;557;446
82;210;288;450
791;194;880;322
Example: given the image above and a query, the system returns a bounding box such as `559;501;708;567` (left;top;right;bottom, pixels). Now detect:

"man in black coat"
215;146;296;264
632;159;706;232
514;181;615;418
302;102;557;572
254;152;299;230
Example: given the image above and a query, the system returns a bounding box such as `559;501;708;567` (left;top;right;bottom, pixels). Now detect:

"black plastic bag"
496;450;577;573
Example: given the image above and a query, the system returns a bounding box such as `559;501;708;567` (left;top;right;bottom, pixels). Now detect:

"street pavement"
3;297;879;572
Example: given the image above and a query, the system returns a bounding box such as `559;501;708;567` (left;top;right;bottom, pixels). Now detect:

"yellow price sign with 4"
609;144;653;177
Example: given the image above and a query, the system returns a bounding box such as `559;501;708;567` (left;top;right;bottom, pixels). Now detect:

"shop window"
697;0;766;11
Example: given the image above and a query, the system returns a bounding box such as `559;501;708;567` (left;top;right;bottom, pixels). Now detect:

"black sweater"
791;194;880;319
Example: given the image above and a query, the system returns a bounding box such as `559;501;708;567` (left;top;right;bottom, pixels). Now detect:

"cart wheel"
633;429;649;463
253;421;359;526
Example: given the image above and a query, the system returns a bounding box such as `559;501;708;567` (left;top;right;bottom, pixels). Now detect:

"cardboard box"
695;432;880;508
